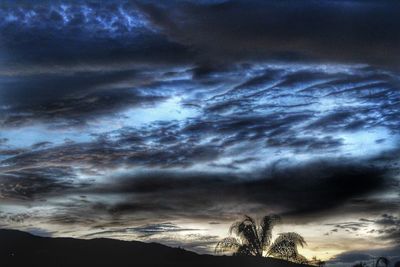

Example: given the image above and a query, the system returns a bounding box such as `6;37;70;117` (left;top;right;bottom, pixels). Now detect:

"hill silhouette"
0;229;312;267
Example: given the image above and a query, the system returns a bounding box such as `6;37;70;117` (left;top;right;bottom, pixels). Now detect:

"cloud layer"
0;0;400;263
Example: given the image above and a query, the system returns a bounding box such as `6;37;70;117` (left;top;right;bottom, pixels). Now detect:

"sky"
0;0;399;265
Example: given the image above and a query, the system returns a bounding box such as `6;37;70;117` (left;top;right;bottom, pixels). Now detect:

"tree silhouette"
215;214;308;263
375;257;389;267
267;232;307;261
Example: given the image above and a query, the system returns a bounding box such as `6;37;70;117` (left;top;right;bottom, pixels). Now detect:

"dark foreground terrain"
0;229;311;267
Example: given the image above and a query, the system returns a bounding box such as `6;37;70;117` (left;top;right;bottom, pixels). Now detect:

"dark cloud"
128;222;198;237
0;166;84;200
7;0;400;69
266;136;343;152
0;1;194;127
0;1;191;68
0;213;31;224
369;214;400;244
80;160;393;220
1;1;399;127
136;0;400;67
31;141;53;150
1;136;222;170
0;70;167;127
3;156;393;226
326;221;369;232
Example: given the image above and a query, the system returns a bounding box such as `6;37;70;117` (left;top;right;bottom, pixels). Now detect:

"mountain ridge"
0;228;311;266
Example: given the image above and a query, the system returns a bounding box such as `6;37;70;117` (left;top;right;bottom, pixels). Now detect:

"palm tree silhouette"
267;232;307;262
375;257;389;267
215;214;307;263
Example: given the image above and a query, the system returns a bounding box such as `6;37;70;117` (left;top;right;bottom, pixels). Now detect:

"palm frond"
276;232;307;247
215;237;241;253
229;215;261;255
268;239;297;259
267;232;306;261
259;214;280;248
